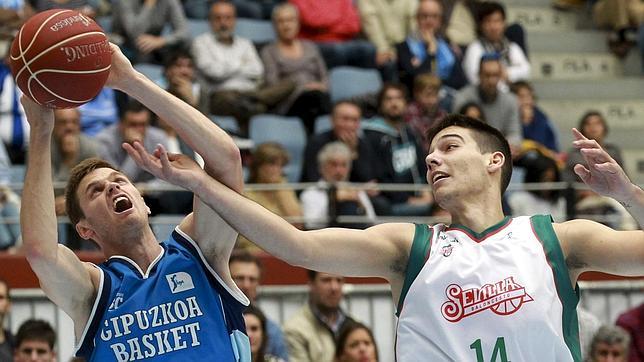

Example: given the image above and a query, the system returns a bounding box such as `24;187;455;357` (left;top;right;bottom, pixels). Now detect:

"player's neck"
103;227;161;269
448;199;505;234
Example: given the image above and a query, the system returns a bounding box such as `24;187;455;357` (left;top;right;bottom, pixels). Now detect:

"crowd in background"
0;0;643;361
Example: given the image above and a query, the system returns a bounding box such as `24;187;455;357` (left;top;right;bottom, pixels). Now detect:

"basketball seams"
27;65;111;104
13;31;107;82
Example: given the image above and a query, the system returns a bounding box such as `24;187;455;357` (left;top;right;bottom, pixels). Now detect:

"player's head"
335;321;379;362
65;158;150;243
229;250;262;302
426;114;512;206
590;325;630;362
307;271;344;313
13;319;56;362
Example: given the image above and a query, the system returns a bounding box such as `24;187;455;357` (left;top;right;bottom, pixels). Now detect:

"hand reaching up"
571;128;633;201
123;142;206;191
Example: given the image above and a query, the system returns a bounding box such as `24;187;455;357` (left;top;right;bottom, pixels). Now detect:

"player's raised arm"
555;128;644;280
19;97;98;327
125;143;414;282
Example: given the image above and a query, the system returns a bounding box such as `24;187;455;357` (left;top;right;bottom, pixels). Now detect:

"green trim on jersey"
448;216;511;241
396;224;433;317
531;214;582;362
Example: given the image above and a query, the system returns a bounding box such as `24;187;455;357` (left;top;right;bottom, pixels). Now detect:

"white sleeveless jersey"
395;215;581;362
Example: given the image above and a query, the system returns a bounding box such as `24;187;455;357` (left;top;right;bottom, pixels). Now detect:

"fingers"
593;162;619;174
580;147;614;162
573;164;591;182
572;138;601;150
571;128;588;141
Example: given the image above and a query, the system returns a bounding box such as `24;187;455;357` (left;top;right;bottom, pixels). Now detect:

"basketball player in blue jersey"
19;44;252;361
126;114;644;362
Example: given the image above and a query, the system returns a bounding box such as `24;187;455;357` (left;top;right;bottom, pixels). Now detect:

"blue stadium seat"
188;19;210;38
209;115;240;134
329;66;383;103
234;19;276;44
249;114;306;182
96;16;112;33
314;115;332;134
134;63;164;84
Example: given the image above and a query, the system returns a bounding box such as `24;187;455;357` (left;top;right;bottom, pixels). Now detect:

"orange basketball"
9;9;111;109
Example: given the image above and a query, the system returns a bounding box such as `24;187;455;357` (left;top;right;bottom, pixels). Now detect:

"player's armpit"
554;219;644;280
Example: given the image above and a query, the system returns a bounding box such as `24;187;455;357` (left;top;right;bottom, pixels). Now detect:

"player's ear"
75;219;95;240
487;151;505;174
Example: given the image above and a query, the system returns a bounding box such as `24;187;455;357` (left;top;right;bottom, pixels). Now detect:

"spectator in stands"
0;278;12;361
301;142;376;230
77;88;119;138
244;304;287;362
24;0;101;18
508;151;566;221
593;0;644;58
453;55;522;150
301;101;380;183
262;3;331;135
363;83;432;216
356;0;417;82
0;185;20;250
163;48;209;116
183;0;280;19
334;321;379;362
111;0;189;64
283;270;356;362
578;307;603;362
563;111;625;183
291;0;376;70
193;1;295;136
95;100;169;184
0;50;28;165
396;0;467;93
229;250;290;361
404;73;448;151
510;80;560;154
589;325;631;362
13;319;56;362
239;142;302;250
457;101;486;122
0;2;24;59
616;303;644;362
462;1;530;89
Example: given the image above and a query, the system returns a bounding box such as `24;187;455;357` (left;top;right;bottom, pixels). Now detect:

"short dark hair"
307;269;318;281
65;158;120;227
426;114;512;195
510;80;533;95
163;47;194;70
477;1;506;23
229;249;263;270
15;319;56;350
120;99;151;120
457;102;487;123
578;111;608;138
332;100;362;116
479;52;501;73
335;321;379;360
376;83;408;110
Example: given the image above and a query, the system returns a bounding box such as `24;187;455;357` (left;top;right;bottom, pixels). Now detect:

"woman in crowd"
334;321;379;362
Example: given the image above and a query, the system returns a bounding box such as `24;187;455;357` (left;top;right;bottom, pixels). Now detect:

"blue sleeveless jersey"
75;228;251;361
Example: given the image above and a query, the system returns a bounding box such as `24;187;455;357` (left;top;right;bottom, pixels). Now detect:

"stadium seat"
314;115;332;134
249;114;306;182
134;63;164;84
187;19;210;38
234;18;276;45
210;115;240;135
329;66;383;103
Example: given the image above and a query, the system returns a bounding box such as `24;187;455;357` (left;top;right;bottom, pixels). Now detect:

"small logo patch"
108;292;124;311
166;272;195;293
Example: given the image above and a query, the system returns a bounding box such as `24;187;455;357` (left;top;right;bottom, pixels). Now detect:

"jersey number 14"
470;337;510;362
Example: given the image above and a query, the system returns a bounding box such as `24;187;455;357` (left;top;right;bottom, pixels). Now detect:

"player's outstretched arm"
106;43;243;279
19;97;99;326
125;143;414;281
554;128;644;280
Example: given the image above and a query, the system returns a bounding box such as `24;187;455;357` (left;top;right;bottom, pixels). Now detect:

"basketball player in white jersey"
20;44;252;361
125;114;644;361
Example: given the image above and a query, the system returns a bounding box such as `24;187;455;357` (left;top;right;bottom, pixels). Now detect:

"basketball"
9;9;111;109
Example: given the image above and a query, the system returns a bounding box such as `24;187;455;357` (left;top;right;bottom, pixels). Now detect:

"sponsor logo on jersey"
441;244;454;257
441;276;533;322
165;272;195;294
108;293;125;311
